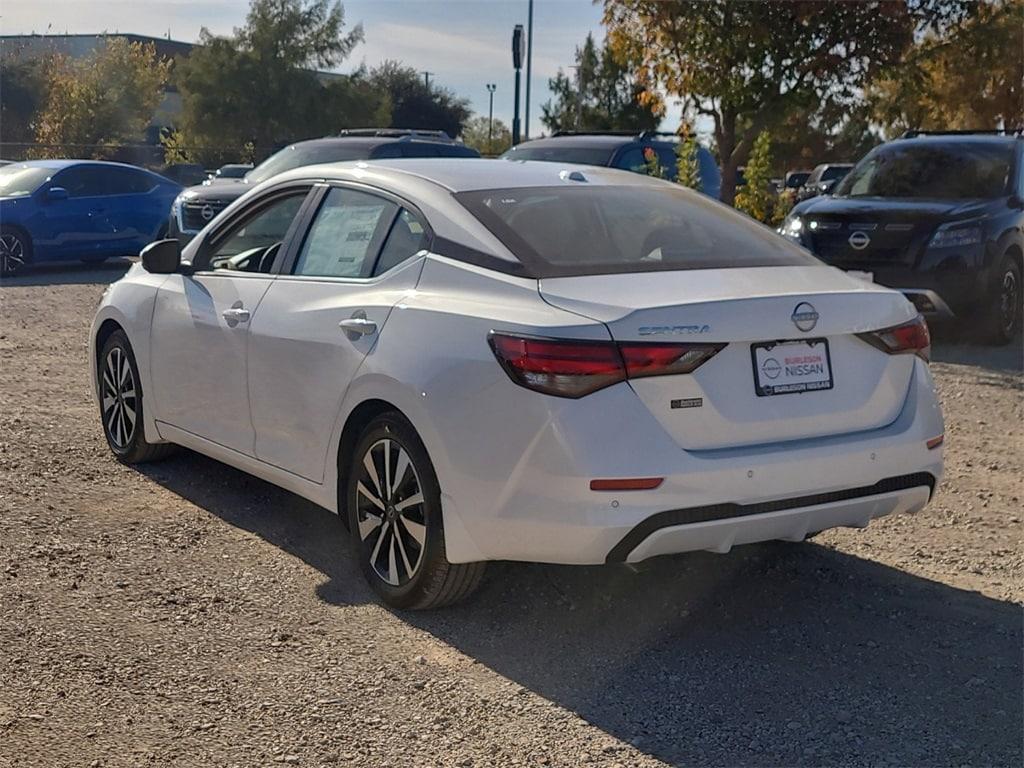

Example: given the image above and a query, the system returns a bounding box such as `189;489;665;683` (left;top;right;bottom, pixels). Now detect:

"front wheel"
980;255;1021;345
98;330;177;464
0;227;31;276
346;413;485;610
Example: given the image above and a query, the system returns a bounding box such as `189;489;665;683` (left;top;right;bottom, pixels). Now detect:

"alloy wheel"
355;438;427;586
101;347;137;450
0;233;25;274
999;268;1019;337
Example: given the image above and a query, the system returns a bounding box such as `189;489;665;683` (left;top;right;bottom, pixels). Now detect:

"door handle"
339;317;377;337
222;307;251;324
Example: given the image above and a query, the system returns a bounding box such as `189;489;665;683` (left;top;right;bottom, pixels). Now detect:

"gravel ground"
1;261;1021;768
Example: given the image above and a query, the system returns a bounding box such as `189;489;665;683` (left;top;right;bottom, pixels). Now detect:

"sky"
0;0;682;138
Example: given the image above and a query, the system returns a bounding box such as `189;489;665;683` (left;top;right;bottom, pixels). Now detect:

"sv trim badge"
791;302;819;332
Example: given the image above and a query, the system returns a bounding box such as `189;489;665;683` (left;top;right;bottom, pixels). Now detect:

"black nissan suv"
168;130;479;243
781;131;1024;344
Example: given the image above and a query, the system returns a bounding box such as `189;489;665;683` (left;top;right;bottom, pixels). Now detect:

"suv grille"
181;199;233;232
808;221;925;268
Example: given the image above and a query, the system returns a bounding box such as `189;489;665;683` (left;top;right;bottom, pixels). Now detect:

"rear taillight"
489;333;723;398
857;315;931;361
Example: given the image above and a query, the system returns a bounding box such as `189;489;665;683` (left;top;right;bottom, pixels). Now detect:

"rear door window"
374;209;427;275
293;187;397;279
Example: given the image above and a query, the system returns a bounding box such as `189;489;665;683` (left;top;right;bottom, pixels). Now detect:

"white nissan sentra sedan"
90;159;944;609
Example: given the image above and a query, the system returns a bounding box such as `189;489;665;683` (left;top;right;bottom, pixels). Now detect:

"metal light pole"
524;0;533;140
486;83;497;153
421;71;433;90
512;25;525;146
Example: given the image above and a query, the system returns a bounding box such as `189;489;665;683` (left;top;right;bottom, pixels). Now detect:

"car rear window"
835;142;1013;199
455;185;818;277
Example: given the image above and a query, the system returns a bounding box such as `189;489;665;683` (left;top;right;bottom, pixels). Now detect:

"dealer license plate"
751;338;833;397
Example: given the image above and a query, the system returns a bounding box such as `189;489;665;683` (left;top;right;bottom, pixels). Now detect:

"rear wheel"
98;330;176;464
980;255;1021;345
346;413;485;609
0;227;31;276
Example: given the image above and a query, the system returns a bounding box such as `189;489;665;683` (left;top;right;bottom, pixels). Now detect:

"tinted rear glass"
456;185;818;277
502;146;615;166
247;143;371;184
835;142;1013;199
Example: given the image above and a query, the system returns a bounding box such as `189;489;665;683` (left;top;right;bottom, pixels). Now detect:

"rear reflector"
857;315;931;361
489;332;724;398
590;477;664;491
926;434;944;450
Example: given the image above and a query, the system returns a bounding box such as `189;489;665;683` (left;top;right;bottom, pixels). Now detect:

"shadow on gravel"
141;450;1023;767
0;258;133;287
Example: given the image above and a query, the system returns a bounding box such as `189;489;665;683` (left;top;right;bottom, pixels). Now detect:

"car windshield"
821;166;852;181
456;185;818;277
0;164;55;196
501;146;615;166
246;143;369;184
835;143;1013;199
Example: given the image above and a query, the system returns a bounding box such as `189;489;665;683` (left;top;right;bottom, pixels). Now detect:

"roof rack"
901;129;1022;139
337;128;453;141
551;129;692;142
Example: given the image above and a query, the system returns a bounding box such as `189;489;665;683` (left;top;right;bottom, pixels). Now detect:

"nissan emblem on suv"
848;231;871;250
792;302;819;332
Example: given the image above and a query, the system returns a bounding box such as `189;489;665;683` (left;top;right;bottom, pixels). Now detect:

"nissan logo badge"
201;204;215;221
848;231;871;250
791;302;819;332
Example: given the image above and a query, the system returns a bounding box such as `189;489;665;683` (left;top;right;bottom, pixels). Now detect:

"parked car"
781;131;1023;344
0;160;181;276
797;163;854;201
168;130;480;244
207;163;253;182
92;159;943;609
501;131;722;200
161;163;209;187
784;170;812;191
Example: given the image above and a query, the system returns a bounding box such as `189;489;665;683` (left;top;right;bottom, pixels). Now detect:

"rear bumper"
608;474;933;563
439;358;944;565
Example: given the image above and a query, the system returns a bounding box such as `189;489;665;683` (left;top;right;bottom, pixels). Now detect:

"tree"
0;55;49;145
541;33;659;133
174;0;382;159
461;115;511;155
866;0;1023;136
368;61;471;139
674;127;702;191
734;131;780;224
603;0;971;203
32;37;170;157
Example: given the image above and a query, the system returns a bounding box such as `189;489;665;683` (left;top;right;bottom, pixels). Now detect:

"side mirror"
46;186;69;201
141;239;183;274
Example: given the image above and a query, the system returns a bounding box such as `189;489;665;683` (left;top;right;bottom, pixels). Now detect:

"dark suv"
168;130;479;243
782;132;1023;344
501;131;722;200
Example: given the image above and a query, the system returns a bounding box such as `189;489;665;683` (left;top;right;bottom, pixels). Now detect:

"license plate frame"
750;338;833;397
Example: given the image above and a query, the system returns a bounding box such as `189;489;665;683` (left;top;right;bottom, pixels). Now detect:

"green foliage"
641;146;664;179
32;38;171;157
734;131;784;225
160;128;193;165
674;128;702;192
367;61;471;139
541;33;659;133
0;55;48;144
603;0;972;203
460;115;511;156
866;0;1023;136
175;0;382;155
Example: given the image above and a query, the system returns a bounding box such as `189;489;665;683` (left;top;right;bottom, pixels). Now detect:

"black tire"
0;226;32;276
345;412;485;610
979;255;1022;346
97;330;177;464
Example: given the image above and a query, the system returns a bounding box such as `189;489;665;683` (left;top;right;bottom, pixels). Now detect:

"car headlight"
928;223;983;250
778;214;804;242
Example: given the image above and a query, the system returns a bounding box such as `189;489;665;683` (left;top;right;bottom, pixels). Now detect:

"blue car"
0;160;182;275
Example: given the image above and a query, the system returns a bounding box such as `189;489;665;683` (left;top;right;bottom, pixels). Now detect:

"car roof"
898;133;1018;146
286;135;465;151
5;159;155;172
512;135;637;149
274;157;669;193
